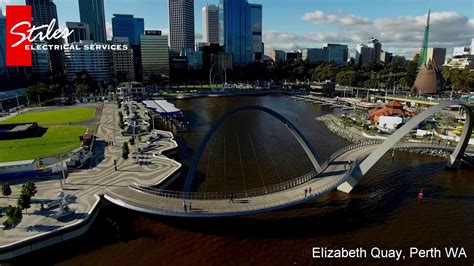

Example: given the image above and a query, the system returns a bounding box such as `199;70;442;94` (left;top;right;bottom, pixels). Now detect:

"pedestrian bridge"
105;101;472;217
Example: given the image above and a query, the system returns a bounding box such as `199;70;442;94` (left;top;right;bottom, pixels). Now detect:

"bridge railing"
128;141;384;201
129;170;319;200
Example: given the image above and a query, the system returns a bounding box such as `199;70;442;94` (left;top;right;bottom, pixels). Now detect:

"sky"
1;0;473;59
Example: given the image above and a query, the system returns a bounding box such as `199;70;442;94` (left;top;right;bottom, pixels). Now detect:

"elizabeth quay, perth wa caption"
312;247;468;261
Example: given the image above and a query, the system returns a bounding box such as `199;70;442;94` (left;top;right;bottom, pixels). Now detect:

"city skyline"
0;0;473;59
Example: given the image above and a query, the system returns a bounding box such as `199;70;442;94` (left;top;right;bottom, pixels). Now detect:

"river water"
9;96;474;265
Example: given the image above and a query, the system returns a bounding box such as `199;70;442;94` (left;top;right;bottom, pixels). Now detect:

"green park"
0;108;95;125
0;108;93;162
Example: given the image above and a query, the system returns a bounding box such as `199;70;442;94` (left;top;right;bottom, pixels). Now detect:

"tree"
21;181;37;197
336;70;357;86
118;111;125;130
312;63;337;82
4;205;22;225
17;193;31;213
2;183;12;200
122;141;130;160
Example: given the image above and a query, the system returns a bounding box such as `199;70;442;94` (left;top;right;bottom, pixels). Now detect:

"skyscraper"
66;22;91;43
79;0;107;43
26;0;63;74
249;3;262;62
140;30;170;80
169;0;195;53
112;14;145;46
220;0;252;65
368;37;382;63
202;4;219;44
0;8;6;76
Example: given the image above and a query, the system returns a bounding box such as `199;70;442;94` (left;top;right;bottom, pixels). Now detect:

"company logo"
5;5;128;67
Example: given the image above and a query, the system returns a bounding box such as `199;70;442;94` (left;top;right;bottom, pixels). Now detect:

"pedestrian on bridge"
188;201;192;212
114;159;117;171
304;188;308;197
309;187;312;195
183;201;187;213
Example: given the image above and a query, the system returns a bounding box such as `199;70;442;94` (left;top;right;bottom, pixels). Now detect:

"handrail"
127;141;451;201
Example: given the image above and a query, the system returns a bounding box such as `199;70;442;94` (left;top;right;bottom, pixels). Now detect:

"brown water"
9;96;474;266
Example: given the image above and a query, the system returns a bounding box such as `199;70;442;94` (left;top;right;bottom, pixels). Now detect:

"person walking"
188;201;192;212
309;187;312;195
229;193;234;203
304;188;308;197
183;201;187;213
114;159;117;171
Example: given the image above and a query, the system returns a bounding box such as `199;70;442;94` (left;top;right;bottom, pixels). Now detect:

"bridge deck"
105;145;376;217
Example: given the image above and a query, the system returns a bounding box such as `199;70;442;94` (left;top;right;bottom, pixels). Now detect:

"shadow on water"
143;161;451;240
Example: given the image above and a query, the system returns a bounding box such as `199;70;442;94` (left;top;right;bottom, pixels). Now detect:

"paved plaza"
0;103;181;247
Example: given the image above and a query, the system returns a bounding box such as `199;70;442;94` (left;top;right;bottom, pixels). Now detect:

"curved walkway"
105;142;454;217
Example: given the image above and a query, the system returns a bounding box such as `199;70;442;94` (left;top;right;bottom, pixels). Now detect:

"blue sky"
2;0;473;58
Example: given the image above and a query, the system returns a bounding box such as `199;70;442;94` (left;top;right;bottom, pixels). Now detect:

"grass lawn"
0;126;87;162
0;107;96;125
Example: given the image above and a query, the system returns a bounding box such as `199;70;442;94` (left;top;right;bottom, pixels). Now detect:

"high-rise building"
79;0;107;43
112;14;144;46
31;41;50;80
391;55;406;67
169;0;195;53
286;51;301;61
140;30;170;80
356;43;373;65
269;49;285;63
202;4;219;44
0;8;6;76
302;48;327;64
380;51;392;64
66;22;91;43
412;47;447;68
181;49;203;69
368;37;382;63
220;0;253;65
26;0;63;75
65;41;111;81
112;37;135;81
324;44;348;65
250;3;263;62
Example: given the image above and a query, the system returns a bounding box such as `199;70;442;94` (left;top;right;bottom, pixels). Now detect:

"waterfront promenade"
0;103;181;255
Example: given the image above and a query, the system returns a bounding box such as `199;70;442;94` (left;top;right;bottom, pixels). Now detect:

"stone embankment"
316;114;449;158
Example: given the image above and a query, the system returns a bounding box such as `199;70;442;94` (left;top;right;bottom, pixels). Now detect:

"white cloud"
265;10;474;59
302;9;371;26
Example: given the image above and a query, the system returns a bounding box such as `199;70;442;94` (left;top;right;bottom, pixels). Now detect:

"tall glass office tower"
79;0;107;43
0;8;6;76
112;14;145;46
169;0;195;53
250;4;262;62
26;0;63;75
220;0;253;65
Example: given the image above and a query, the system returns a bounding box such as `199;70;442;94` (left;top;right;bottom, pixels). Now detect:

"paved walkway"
105;141;457;218
0;103;181;247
